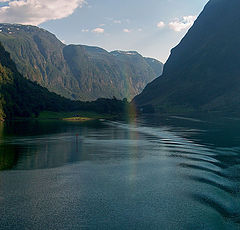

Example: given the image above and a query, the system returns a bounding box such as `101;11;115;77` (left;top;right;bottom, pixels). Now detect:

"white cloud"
81;29;89;32
113;20;121;24
0;0;86;26
169;15;197;32
157;21;165;29
92;27;104;33
123;28;130;33
138;28;143;32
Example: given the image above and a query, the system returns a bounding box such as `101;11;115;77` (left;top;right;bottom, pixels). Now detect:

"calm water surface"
1;115;240;229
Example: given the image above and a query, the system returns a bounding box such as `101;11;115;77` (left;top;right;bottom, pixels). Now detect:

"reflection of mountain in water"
2;115;240;171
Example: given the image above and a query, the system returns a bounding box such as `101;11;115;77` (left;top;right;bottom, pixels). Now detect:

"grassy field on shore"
37;111;116;121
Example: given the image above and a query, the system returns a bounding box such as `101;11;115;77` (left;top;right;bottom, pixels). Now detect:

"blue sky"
0;0;208;62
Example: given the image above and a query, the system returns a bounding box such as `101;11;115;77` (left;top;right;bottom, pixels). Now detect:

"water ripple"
108;120;240;226
191;193;240;223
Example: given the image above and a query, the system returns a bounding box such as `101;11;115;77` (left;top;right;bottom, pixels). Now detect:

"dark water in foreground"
1;115;240;229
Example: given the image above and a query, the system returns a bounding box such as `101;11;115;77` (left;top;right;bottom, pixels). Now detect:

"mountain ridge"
0;23;163;101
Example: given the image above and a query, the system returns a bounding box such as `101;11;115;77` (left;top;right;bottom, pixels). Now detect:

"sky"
0;0;209;63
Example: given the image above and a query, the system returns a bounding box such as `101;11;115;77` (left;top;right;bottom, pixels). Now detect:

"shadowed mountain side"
133;0;240;114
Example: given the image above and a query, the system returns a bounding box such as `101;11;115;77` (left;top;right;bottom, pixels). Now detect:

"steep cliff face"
0;24;163;101
134;0;240;113
63;46;160;101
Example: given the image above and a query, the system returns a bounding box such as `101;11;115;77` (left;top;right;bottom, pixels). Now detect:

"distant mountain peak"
111;50;140;56
0;23;47;33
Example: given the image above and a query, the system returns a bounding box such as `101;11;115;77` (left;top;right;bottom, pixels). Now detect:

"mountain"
0;42;78;121
0;42;128;121
134;0;240;113
144;57;164;77
0;24;163;101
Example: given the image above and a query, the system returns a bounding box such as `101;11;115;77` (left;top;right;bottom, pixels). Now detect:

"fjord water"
1;116;240;229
